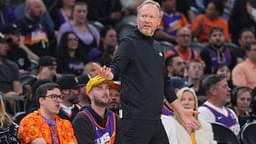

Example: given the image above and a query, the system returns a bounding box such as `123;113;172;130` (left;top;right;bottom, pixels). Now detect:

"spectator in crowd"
58;1;100;62
16;0;53;57
0;94;19;144
162;87;215;144
192;0;230;43
216;64;233;88
231;28;255;68
83;62;101;78
79;0;123;26
76;74;90;108
198;74;240;136
232;40;256;89
119;0;144;15
35;56;57;83
73;75;122;144
0;33;22;114
57;32;85;76
229;0;256;44
0;0;16;29
187;59;205;96
155;0;189;43
18;82;77;144
231;86;254;127
56;75;81;121
165;27;200;63
2;23;31;73
201;27;232;74
88;26;118;66
165;55;185;78
108;81;121;113
26;56;57;112
50;0;76;31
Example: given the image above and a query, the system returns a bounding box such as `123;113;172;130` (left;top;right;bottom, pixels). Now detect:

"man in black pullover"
97;0;200;143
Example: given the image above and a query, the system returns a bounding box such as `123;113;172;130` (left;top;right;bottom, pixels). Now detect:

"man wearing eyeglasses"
18;82;77;144
73;75;122;144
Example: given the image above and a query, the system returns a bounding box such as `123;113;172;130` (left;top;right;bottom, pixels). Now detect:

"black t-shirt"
231;47;246;69
16;16;50;56
0;59;19;93
6;46;31;71
57;56;85;76
72;105;122;144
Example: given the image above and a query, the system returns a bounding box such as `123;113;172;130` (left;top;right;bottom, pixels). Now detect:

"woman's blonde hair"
0;95;13;128
176;87;198;110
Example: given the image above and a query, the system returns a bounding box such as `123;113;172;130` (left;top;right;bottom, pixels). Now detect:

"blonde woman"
162;87;216;144
0;95;19;143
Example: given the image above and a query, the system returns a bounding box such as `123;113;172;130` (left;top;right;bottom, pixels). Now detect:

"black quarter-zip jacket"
110;28;177;120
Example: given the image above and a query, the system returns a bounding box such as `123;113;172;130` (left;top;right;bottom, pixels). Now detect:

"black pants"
121;119;169;144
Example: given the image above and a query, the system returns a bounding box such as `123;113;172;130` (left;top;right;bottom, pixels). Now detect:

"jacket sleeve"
164;69;177;103
110;38;134;80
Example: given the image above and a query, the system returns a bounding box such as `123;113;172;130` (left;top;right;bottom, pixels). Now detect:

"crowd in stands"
0;0;256;143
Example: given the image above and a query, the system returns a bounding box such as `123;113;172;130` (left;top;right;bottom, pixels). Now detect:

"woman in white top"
161;87;216;144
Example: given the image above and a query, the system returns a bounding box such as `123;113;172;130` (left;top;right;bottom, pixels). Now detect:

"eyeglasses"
68;38;78;41
45;94;64;101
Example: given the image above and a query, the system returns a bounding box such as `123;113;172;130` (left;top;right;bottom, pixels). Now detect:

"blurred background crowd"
1;0;256;143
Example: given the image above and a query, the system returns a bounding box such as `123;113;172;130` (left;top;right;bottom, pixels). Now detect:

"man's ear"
39;97;44;105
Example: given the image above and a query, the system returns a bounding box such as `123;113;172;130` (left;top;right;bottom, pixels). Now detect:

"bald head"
176;27;192;48
25;0;46;20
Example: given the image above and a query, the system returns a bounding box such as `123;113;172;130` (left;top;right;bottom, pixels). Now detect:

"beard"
67;95;79;104
94;96;108;107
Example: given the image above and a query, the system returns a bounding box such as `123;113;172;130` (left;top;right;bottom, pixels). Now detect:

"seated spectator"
0;33;22;113
165;55;185;78
0;0;16;29
50;0;75;31
216;64;233;89
229;0;256;44
108;81;121;113
231;28;255;68
57;32;85;75
192;0;230;43
200;27;232;74
26;56;57;112
56;75;81;121
88;26;118;66
73;75;121;143
232;40;256;89
83;62;101;78
155;0;189;42
0;95;19;143
58;2;100;62
165;27;200;63
2;23;31;73
187;59;205;96
80;0;123;26
198;74;240;136
18;82;77;144
231;86;254;127
16;0;54;57
76;74;90;108
162;87;215;144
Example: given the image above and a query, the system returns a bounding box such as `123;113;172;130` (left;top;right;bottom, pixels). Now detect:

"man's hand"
92;63;114;80
170;99;201;133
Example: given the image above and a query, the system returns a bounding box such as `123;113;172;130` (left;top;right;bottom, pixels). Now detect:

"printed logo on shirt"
95;132;111;144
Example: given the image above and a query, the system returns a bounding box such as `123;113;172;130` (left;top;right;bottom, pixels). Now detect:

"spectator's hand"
5;91;19;97
92;63;114;80
177;109;200;133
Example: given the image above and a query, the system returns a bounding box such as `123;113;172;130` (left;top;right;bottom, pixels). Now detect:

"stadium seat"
211;122;240;144
240;122;256;144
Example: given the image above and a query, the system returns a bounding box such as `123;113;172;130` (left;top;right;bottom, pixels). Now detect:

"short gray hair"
137;0;162;17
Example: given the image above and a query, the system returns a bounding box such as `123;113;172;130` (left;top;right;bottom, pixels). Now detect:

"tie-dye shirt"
18;111;77;144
